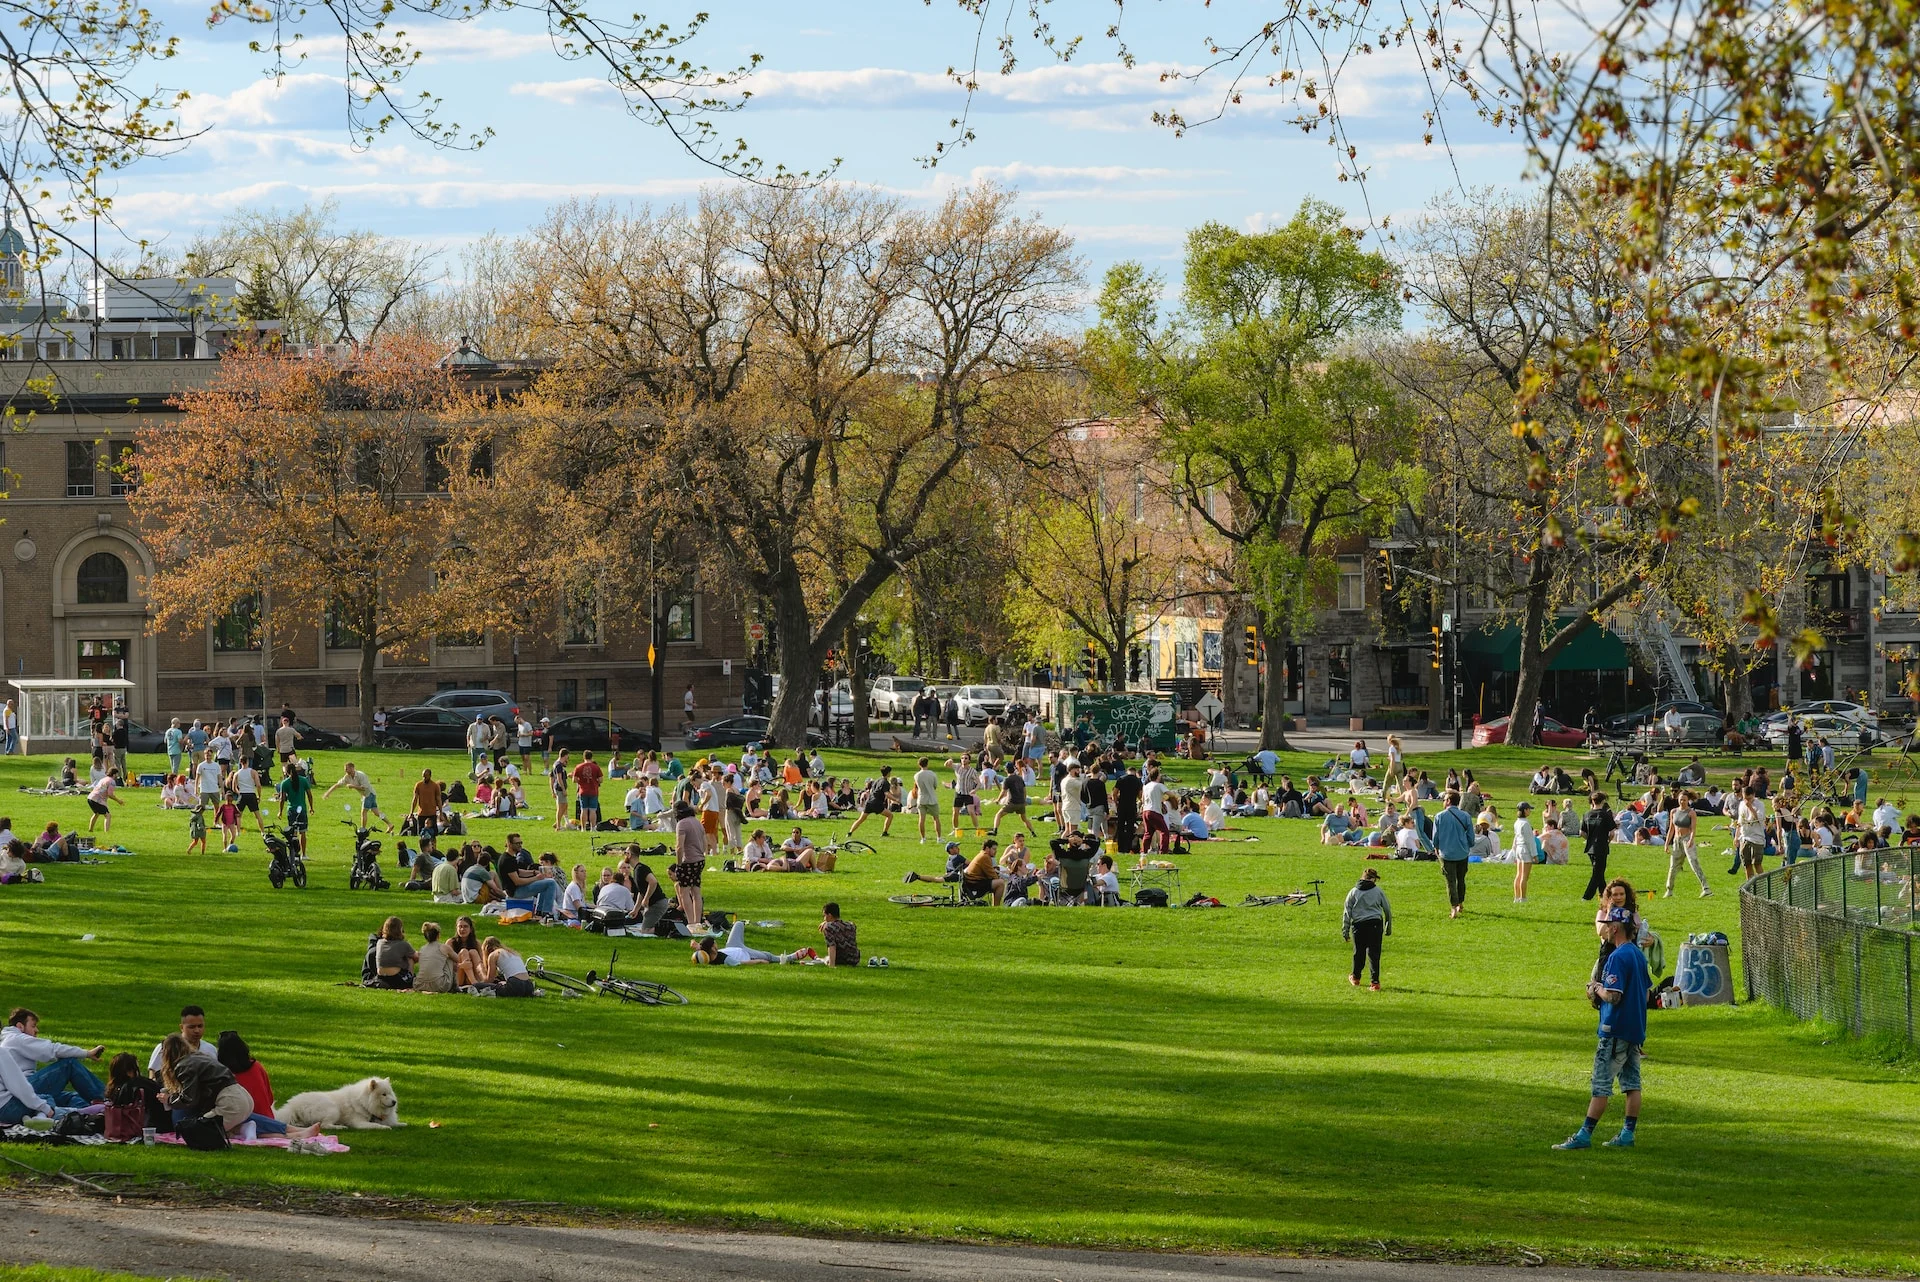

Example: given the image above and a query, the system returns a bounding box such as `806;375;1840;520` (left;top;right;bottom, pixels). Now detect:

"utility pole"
648;537;665;750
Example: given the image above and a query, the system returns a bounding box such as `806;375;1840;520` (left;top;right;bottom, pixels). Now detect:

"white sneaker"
1701;888;1714;897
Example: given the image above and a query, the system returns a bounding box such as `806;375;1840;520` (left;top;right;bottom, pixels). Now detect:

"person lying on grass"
690;922;818;965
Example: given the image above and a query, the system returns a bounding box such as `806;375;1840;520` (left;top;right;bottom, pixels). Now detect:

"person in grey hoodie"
1342;867;1393;989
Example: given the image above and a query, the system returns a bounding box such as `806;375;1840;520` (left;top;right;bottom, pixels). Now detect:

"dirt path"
0;1196;1868;1282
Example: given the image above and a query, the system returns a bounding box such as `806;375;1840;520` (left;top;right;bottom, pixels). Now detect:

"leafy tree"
128;337;484;743
1091;199;1411;749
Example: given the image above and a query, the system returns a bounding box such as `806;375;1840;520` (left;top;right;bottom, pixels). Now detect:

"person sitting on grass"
367;916;418;989
107;1052;168;1134
479;937;535;996
1319;802;1356;844
215;1030;281;1126
820;902;860;966
413;922;457;993
961;839;1008;905
0;839;27;884
1179;800;1213;842
448;916;485;987
740;828;777;869
773;827;817;872
29;822;76;863
903;840;968;886
2;1008;106;1108
157;1033;311;1140
690;921;817;966
1529;766;1554;794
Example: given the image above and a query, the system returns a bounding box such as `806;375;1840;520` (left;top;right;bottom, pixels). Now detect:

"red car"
1473;715;1589;748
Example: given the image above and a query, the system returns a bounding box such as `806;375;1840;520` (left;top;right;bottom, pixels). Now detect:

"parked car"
423;688;522;721
289;718;354;751
817;682;855;725
377;705;476;750
867;675;927;719
542;714;656;752
685;715;823;749
1759;700;1879;733
1764;713;1879;749
125;720;168;753
1472;715;1590;749
1599;699;1718;738
953;685;1010;726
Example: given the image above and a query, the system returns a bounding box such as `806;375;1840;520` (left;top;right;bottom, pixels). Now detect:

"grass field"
1;739;1916;1275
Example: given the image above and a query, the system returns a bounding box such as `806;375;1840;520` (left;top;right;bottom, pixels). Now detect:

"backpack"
53;1110;103;1138
179;1114;232;1151
1135;887;1169;907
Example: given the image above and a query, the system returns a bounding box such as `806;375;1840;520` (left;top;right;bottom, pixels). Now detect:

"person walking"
942;691;962;741
1665;790;1711;896
2;698;16;755
1555;906;1651;1150
1342;867;1392;989
1580;792;1615;901
1433;790;1473;918
464;714;487;778
683;684;697;730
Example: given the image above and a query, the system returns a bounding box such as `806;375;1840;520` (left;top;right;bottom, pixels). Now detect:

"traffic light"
1244;624;1258;666
1431;625;1443;670
825;647;837;671
1081;641;1097;683
1376;548;1395;592
1128;646;1143;683
1095;655;1109;686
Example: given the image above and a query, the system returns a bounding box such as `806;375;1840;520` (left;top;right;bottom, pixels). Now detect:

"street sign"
747;622;765;641
1441;612;1453;633
1195;692;1224;723
722;659;732;676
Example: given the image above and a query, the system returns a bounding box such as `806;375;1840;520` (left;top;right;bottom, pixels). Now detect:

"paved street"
0;1198;1880;1282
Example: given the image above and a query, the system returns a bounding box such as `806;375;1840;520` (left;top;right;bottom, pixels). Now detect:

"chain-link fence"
1740;847;1919;1044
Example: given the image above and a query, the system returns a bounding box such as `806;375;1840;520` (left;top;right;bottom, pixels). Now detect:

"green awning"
1458;621;1631;673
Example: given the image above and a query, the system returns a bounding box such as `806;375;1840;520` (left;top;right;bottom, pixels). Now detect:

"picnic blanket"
155;1132;351;1153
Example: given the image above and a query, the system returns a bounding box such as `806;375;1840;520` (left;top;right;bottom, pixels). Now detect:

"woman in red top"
216;1030;276;1120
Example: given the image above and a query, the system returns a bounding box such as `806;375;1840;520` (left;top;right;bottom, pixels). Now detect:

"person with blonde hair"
1382;734;1406;792
480;936;535;996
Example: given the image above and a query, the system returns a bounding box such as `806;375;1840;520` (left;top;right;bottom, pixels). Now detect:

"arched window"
76;551;129;604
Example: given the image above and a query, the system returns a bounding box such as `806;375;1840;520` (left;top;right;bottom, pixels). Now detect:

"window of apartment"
556;679;579;712
42;341;62;360
323;602;362;650
586;678;608;712
243;685;263;709
1201;629;1223;671
212;686;236;710
212;594;261;652
352;440;382;490
76;552;128;604
325;684;351;707
563;587;601;647
108;442;137;496
1336;556;1365;612
421;438;449;492
468;439;493;479
66;441;95;497
663;591;696;643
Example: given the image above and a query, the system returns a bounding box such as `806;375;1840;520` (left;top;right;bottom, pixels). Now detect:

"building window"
438;626;484;649
212;594;261;652
353;440;382;490
243;685;263;709
325;684;351;707
323;602;362;650
213;687;236;710
75;551;128;604
1201;629;1223;672
1328;643;1353;712
436;680;458;692
422;438;449;492
663;592;696;643
468;439;493;479
556;679;579;712
563;587;601;647
109;442;137;496
1336;556;1365;612
66;442;95;497
586;678;607;712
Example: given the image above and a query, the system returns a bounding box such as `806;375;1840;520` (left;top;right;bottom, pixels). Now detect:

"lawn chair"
1049;855;1094;905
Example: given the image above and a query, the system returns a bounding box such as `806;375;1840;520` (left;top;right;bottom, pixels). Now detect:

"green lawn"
0;740;1915;1275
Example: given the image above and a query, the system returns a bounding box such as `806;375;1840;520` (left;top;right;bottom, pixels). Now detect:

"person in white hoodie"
1513;801;1539;903
2;1007;106;1109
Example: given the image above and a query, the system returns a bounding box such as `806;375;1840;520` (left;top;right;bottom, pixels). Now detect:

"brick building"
0;344;747;736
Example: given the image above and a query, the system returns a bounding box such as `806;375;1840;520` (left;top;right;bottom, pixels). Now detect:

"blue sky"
106;0;1528;287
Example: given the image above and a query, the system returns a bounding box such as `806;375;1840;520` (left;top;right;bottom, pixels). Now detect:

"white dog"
276;1077;405;1130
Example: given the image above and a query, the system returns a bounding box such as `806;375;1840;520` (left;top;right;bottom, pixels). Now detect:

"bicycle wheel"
604;979;688;1006
888;893;943;906
291;862;308;889
532;968;596;997
839;838;876;854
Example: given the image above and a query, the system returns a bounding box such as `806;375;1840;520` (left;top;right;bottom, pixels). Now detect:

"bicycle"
527;951;688;1006
1242;880;1325;907
888;883;993;907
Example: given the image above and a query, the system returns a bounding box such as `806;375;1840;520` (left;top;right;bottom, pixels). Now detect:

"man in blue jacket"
1432;790;1474;918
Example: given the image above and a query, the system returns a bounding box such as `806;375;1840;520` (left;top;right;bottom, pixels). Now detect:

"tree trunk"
847;623;871;746
1723;644;1755;722
1258;615;1295;751
767;575;821;748
1101;639;1124;692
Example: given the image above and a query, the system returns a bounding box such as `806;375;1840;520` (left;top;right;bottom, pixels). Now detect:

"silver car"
954;685;1009;726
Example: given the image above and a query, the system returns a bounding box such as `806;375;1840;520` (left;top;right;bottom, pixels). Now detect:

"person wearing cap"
1341;867;1392;989
465;713;488;778
1512;800;1538;904
1556;905;1651;1150
902;840;968;886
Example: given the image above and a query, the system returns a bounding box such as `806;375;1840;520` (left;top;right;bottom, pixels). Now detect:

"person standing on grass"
1733;784;1768;880
1665;790;1711;896
1512;801;1538;904
411;768;443;839
573;750;606;833
1580;792;1615;901
1434;790;1473;918
323;762;395;834
276;761;316;856
85;771;124;834
671;801;707;925
228;757;266;836
910;757;943;841
1555;906;1651;1150
549;749;570;831
1342;868;1392;990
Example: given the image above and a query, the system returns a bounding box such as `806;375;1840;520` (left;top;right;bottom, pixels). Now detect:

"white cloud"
258;22;556;64
113;175;713;227
509;78;616;107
